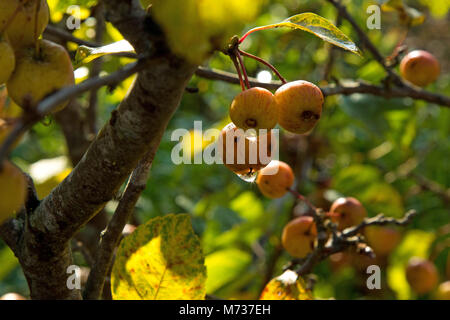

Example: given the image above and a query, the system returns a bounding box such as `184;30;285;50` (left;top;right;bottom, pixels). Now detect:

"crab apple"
0;118;22;148
0;36;15;84
350;251;386;272
436;281;450;300
282;216;317;258
0;91;22;119
447;253;450;279
229;87;278;132
0;0;49;49
328;197;367;230
364;226;402;256
406;257;439;295
0;293;26;300
400;50;440;87
7;40;75;112
329;251;352;272
274;80;324;134
256;160;294;199
0;161;27;224
218;122;274;175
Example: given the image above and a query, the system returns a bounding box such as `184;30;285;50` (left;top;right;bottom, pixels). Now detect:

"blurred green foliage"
0;0;448;300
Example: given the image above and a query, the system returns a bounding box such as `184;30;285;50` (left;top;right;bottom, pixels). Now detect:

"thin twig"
288;188;317;212
323;12;342;81
236;50;251;89
342;210;417;237
34;0;42;56
194;67;450;107
71;239;95;267
0;59;146;165
326;0;404;87
44;25;100;47
87;1;106;134
289;209;417;275
230;54;245;91
238;49;287;84
83;151;153;300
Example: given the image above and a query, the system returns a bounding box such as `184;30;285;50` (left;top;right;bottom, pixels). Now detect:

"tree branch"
326;0;404;87
0;59;146;164
84;151;153;300
195;67;450;107
87;1;106;134
2;0;197;299
286;210;417;275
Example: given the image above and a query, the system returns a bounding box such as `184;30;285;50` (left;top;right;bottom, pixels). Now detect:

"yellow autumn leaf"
240;13;361;56
111;213;207;300
260;270;314;300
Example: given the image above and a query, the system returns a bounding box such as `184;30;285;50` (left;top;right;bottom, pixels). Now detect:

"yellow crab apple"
274;80;324;134
364;226;402;256
328;197;367;230
0;0;49;49
7;39;75;112
406;257;439;295
0;36;15;84
282;216;317;258
435;281;450;300
0;293;26;300
229;87;277;132
218;122;274;175
256;160;294;199
0;160;27;224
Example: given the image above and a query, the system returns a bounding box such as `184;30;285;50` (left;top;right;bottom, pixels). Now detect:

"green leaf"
244;13;361;56
205;248;252;294
332;164;404;217
260;270;313;300
0;246;19;281
111;214;207;300
55;0;98;11
74;40;135;68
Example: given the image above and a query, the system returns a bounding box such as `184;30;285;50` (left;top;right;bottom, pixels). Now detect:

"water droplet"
237;171;258;183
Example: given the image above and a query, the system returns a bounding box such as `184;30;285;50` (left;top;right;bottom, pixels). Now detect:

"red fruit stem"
386;28;409;64
239;25;275;44
288;188;317;211
236;50;251;89
231;55;246;91
238;49;287;84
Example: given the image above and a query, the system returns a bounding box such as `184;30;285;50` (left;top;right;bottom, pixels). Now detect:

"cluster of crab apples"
217;45;441;267
219;80;324;191
0;0;75;223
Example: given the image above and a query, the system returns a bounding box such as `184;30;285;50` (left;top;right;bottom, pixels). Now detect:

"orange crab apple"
282;216;317;258
400;50;440;87
256;160;294;199
274;80;324;134
328;197;367;230
229;87;278;132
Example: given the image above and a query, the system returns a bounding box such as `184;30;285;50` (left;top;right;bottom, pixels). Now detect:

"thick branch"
5;0;197;299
